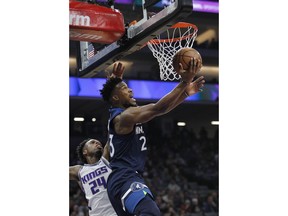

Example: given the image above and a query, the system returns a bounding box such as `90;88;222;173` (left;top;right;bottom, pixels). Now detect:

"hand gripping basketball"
178;57;202;83
106;62;125;79
172;48;202;73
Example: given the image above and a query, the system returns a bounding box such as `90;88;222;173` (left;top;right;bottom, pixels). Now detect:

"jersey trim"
101;156;111;168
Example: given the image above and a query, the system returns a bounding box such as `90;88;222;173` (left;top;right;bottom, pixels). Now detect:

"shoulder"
109;107;124;118
113;107;144;134
117;106;141;120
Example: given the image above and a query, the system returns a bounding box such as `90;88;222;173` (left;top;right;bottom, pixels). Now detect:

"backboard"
69;0;194;77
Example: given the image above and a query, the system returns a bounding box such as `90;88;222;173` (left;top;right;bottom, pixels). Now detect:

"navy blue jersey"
107;107;157;215
107;107;147;174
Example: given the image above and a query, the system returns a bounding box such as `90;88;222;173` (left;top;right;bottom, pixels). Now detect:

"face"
113;81;137;107
83;139;103;158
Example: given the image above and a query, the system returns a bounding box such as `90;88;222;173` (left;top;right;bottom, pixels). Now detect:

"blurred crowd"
70;120;219;216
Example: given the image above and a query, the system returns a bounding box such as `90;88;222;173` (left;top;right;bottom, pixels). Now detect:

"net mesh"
147;23;198;81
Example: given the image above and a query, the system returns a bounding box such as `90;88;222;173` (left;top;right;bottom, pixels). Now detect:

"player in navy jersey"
69;138;117;216
100;59;204;216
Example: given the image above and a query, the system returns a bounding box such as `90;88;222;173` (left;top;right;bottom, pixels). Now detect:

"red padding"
69;0;125;44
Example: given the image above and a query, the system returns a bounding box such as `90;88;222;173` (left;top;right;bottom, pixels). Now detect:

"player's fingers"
196;59;202;70
179;63;184;71
113;63;117;72
121;65;125;73
189;58;195;70
198;82;205;91
117;62;122;71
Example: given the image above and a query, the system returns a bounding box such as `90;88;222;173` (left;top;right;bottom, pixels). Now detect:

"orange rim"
148;22;198;45
170;22;198;29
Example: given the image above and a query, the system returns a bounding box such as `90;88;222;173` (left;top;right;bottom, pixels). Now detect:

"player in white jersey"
70;138;117;216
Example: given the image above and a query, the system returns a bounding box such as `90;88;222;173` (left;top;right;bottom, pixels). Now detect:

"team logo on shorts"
130;182;145;192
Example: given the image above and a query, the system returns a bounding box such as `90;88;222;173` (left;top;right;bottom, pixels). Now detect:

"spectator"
179;199;193;215
191;197;201;213
202;194;218;213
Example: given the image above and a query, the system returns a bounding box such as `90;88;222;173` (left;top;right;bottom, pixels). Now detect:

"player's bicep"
121;104;159;125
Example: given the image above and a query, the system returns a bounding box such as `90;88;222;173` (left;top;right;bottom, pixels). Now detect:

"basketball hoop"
147;22;198;81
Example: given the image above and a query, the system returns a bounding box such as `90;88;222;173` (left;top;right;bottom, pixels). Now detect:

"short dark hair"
100;77;123;102
76;138;91;163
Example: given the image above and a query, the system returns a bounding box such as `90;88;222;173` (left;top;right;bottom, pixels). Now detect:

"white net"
147;22;198;81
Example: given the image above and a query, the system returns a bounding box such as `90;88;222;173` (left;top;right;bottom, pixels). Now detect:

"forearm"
120;81;188;126
163;91;188;114
153;81;188;114
103;143;110;161
155;57;201;114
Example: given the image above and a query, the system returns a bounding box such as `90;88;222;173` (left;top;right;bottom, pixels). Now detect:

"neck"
112;103;125;109
86;156;100;164
113;103;135;109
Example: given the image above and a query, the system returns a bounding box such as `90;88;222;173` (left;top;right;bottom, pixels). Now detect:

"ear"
83;149;87;157
112;95;119;101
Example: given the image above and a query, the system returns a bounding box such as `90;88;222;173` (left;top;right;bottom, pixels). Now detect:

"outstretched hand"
106;62;125;79
185;76;205;96
178;58;202;83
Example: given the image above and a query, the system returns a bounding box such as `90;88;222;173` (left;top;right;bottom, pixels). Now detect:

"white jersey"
78;157;117;216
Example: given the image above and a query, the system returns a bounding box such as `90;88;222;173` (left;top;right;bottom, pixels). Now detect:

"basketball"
172;47;202;73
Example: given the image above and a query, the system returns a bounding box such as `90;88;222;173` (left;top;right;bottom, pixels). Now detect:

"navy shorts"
107;168;154;216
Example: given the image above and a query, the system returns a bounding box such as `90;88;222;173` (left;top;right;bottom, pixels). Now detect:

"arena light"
211;121;219;125
177;122;186;127
92;118;96;122
74;117;85;122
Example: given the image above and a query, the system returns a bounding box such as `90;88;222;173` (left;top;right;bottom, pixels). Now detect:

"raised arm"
102;142;110;161
106;62;125;79
114;58;201;134
155;58;204;114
